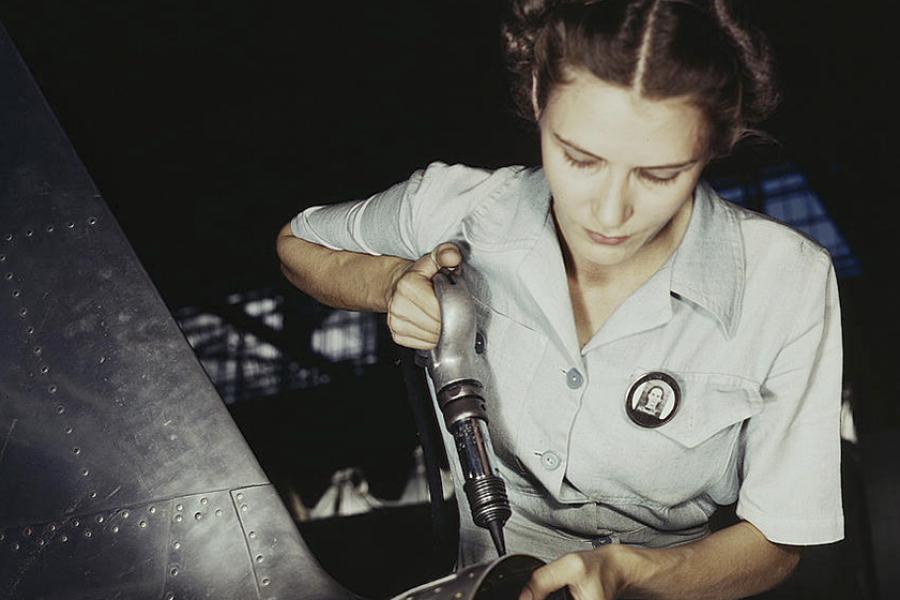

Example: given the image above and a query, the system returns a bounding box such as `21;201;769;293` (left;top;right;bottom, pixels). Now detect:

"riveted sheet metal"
233;484;358;600
389;554;568;600
0;19;265;531
0;22;355;600
161;491;258;600
0;501;170;599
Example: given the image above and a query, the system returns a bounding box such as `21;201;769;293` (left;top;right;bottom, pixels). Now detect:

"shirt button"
540;451;561;471
566;368;584;389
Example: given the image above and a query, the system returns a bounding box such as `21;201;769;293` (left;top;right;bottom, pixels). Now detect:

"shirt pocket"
647;371;764;449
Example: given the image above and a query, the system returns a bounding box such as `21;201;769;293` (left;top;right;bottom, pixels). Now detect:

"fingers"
431;242;462;270
520;553;607;600
387;242;462;350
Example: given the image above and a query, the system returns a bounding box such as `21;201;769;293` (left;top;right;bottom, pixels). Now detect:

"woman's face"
536;69;708;278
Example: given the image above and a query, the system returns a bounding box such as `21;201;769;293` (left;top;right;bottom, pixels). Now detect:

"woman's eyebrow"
553;132;700;170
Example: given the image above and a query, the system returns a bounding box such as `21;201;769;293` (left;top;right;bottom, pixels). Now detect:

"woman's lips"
586;229;630;245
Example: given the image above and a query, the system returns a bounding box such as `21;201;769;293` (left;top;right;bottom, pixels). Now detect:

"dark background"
0;1;897;596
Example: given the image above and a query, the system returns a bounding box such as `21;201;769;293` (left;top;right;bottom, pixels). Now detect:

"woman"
277;1;843;598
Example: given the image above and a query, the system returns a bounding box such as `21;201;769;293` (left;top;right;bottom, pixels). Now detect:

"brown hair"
501;0;780;157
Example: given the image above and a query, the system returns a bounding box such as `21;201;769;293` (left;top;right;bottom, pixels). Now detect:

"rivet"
173;541;181;550
166;593;175;600
236;493;244;501
48;524;56;532
434;587;442;593
149;506;157;514
81;468;90;477
23;527;32;536
49;385;57;394
89;491;97;499
5;272;12;280
83;530;92;538
248;531;256;539
40;366;49;374
0;532;4;541
121;511;130;519
139;521;147;528
72;519;80;527
4;233;11;241
261;578;270;587
215;508;223;517
194;512;202;521
96;515;104;524
98;356;106;364
12;543;19;551
200;497;209;505
88;218;97;226
454;594;464;600
175;504;183;511
0;254;4;261
256;554;264;563
26;326;34;334
33;346;41;354
73;447;80;455
111;526;119;534
12;290;19;297
60;535;68;543
174;514;183;523
18;308;27;316
170;567;179;577
241;504;248;512
25;230;33;237
65;426;73;434
67;222;74;229
56;405;64;414
46;225;54;233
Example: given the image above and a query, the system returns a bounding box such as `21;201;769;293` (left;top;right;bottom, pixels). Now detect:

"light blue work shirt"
290;162;844;566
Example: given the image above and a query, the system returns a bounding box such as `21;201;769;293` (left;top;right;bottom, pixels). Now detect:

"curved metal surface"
390;554;568;600
0;21;353;600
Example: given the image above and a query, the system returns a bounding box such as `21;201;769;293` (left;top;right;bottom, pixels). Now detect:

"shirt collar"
669;181;746;339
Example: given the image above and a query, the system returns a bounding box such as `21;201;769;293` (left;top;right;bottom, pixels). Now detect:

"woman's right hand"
385;242;462;350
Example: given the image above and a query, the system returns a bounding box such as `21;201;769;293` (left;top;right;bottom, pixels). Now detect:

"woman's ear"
531;72;541;121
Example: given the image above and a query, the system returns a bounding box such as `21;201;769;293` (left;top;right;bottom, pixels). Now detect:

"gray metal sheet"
0;21;355;600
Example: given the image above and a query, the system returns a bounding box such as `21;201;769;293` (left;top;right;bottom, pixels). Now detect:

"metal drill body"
425;265;511;557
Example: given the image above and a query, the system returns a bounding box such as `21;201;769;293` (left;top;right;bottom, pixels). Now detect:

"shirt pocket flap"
652;375;763;449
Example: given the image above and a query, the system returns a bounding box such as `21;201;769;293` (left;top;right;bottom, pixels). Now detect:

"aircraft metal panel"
233;485;357;600
0;19;266;528
0;500;171;599
0;21;355;600
162;491;259;600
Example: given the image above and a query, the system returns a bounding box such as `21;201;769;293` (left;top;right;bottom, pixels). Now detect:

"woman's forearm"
619;521;801;599
275;223;410;312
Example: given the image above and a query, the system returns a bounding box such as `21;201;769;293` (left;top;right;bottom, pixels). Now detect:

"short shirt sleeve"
736;252;844;545
290;162;504;260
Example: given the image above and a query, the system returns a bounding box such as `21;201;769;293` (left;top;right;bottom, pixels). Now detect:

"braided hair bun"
501;0;780;156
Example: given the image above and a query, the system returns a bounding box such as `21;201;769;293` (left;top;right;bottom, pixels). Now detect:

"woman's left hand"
519;546;636;600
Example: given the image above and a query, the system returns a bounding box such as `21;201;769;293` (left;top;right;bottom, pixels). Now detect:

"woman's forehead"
545;71;707;165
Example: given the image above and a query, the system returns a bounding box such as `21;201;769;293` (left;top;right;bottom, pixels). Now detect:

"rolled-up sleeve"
290;162;500;260
736;254;844;545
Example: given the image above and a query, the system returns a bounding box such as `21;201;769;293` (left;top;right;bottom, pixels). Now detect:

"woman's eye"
563;152;595;170
640;171;680;185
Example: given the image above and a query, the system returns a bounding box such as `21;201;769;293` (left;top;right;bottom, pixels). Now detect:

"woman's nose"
591;175;632;231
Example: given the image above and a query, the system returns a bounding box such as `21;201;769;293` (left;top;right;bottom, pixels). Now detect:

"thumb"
431;242;462;270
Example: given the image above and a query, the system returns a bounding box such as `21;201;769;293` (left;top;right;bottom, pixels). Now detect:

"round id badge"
625;371;681;428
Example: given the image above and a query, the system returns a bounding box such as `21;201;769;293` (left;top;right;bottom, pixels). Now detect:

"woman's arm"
523;520;800;600
276;223;462;349
276;223;409;312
